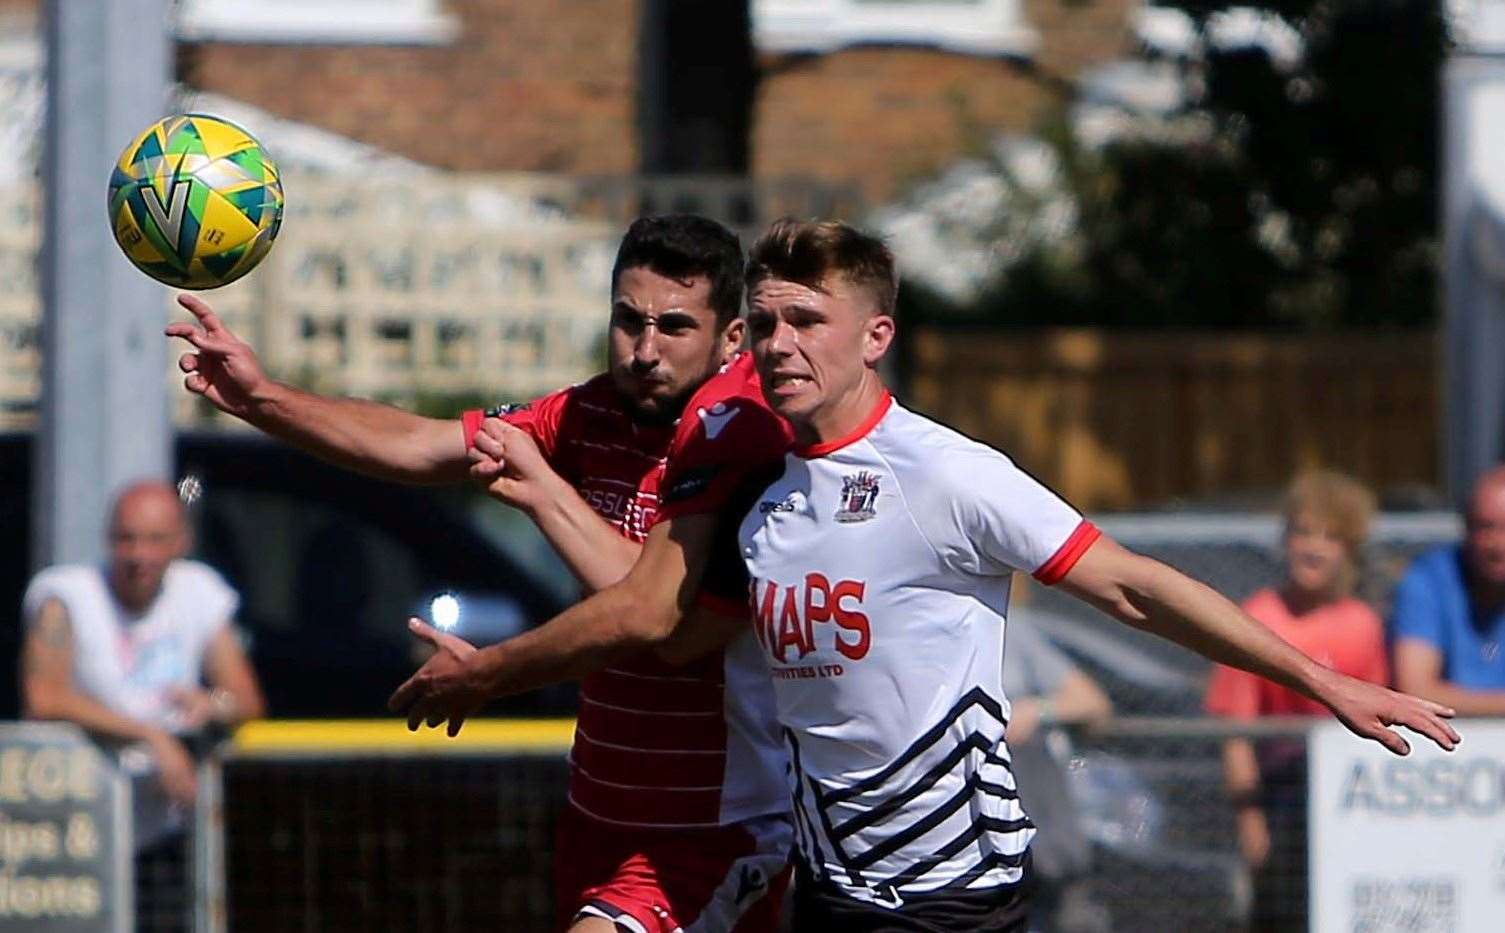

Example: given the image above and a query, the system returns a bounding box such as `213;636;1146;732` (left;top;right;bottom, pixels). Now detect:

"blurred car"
0;432;578;720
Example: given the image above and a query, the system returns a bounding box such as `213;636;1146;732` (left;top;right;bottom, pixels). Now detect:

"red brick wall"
175;0;1132;201
179;0;642;174
752;0;1136;204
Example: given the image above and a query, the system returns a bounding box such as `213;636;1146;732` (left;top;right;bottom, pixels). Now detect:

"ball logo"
750;573;871;662
141;180;190;250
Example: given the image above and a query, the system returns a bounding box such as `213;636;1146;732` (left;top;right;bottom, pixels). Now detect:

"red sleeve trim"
694;590;746;618
1032;520;1101;586
795;391;892;459
461;409;485;448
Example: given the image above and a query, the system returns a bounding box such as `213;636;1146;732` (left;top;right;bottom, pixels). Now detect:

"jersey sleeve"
691;469;782;616
21;568;65;625
184;561;240;639
655;398;791;524
460;387;573;459
920;442;1097;583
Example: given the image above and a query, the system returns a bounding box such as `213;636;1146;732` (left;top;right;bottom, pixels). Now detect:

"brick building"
4;0;1134;205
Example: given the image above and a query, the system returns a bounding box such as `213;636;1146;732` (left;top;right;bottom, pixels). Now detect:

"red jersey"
463;353;793;828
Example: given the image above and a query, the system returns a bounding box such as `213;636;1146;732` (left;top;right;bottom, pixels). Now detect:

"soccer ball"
107;113;284;290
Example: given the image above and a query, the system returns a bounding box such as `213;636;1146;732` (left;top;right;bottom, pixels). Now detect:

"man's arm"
469;419;747;665
1393;638;1505;715
390;512;717;734
470;419;640;591
1222;738;1271;868
22;600;199;804
1058;536;1459;754
202;626;268;724
23;600;158;743
167;294;467;484
1009;669;1112;745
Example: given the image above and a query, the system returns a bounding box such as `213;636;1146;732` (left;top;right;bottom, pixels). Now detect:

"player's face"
747;275;893;434
1283;510;1350;599
1465;476;1505;589
108;489;188;611
607;266;739;423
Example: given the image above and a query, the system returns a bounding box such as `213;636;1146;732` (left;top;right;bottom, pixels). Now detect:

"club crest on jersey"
835;471;881;523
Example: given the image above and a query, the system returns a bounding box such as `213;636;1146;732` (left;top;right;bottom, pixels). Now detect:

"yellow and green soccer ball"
108;113;284;289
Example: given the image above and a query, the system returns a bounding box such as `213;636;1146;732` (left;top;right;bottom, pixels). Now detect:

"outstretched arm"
1058;536;1459;755
167;294;468;484
389;512;718;734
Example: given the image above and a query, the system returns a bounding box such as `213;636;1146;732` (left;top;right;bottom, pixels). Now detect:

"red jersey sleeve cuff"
694;590;746;618
461;409;485;448
1032;520;1101;586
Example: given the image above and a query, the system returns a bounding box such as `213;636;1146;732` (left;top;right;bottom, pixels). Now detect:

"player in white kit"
392;218;1462;932
727;218;1459;930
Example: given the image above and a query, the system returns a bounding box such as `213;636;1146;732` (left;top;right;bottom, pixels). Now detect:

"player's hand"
466;417;509;486
1321;672;1460;756
167;685;215;732
388;619;486;737
147;731;198;808
469;419;560;514
165;293;271;417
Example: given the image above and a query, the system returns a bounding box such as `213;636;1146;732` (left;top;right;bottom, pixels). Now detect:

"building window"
753;0;1036;58
175;0;459;45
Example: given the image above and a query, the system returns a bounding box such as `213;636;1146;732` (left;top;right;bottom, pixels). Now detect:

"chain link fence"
1015;511;1463;932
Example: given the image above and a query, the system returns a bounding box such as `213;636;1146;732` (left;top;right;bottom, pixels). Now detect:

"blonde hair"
1283;470;1376;595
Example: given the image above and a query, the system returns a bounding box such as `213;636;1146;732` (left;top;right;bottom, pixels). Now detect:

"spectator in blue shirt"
1392;465;1505;710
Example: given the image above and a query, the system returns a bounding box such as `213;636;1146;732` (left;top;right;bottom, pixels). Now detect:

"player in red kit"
168;216;792;933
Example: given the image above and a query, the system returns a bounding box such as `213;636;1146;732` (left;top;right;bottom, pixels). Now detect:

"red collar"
796;391;893;458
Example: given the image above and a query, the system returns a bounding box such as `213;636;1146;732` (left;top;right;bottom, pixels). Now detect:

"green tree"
933;0;1447;330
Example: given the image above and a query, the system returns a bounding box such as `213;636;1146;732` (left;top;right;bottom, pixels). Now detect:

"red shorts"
553;806;792;933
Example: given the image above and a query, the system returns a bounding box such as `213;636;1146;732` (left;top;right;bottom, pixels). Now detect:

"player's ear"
720;316;746;355
862;314;895;367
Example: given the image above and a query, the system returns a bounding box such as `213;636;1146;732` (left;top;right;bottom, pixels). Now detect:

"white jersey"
23;561;238;733
736;393;1098;905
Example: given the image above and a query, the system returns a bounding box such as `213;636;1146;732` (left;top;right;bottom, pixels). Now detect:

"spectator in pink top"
1206;471;1388;932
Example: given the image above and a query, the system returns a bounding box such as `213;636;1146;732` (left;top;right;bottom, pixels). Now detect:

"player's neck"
799;374;889;450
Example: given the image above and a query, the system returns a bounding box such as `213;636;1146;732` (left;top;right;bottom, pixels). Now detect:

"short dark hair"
611;215;744;324
746;218;899;317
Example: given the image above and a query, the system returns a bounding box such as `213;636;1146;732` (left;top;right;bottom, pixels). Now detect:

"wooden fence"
905;328;1440;511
